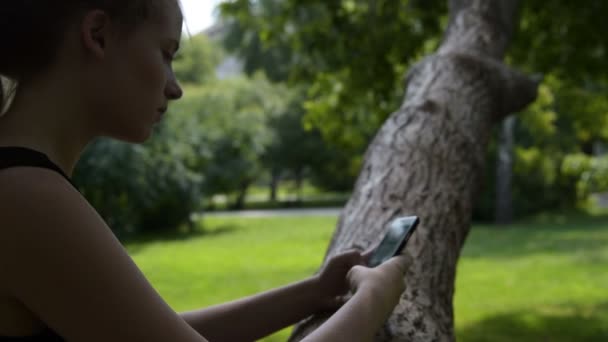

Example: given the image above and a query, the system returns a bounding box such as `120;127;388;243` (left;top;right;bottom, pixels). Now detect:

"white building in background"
204;22;243;80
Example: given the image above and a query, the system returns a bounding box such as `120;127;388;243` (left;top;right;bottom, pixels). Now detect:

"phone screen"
368;216;419;267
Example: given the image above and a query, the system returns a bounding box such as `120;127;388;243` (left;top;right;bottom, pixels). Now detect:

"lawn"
123;213;608;341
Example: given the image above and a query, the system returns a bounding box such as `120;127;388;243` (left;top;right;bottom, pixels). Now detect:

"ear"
80;10;110;59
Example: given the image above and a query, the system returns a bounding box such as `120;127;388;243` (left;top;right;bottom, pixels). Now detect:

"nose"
165;77;183;100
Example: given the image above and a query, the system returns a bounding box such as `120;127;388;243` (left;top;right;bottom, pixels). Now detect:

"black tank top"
0;146;67;341
0;146;74;187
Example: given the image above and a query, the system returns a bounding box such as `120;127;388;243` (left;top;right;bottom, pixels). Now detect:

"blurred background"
72;1;608;341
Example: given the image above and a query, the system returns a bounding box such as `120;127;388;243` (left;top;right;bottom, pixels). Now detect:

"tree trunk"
269;168;280;202
232;180;251;210
495;116;516;224
295;168;304;203
290;0;539;341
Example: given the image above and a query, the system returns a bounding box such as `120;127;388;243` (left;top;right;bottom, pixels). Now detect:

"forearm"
180;276;323;341
302;287;396;342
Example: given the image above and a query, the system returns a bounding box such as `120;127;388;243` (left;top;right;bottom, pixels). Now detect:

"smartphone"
368;216;419;267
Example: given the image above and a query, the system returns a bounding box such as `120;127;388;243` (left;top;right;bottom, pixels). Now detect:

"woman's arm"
180;251;409;342
302;256;409;342
181;251;364;341
1;169;409;342
0;169;207;342
302;287;392;342
181;276;320;341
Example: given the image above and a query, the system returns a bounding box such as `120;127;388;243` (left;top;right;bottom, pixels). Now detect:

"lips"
154;107;167;123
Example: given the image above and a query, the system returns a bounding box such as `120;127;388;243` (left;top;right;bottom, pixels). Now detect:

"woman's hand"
302;255;413;342
313;249;412;313
347;254;411;312
314;250;365;311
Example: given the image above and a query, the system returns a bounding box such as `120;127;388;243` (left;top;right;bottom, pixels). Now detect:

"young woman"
0;1;410;341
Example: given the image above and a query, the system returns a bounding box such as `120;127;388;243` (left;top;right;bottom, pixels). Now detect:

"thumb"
361;245;377;265
380;253;413;275
346;265;368;284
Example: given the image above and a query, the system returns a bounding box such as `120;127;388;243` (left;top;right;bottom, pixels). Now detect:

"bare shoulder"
0;167;98;251
0;167;86;240
0;168;207;342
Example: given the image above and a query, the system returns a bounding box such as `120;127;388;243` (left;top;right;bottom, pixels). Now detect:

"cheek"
112;46;166;99
113;51;166;114
86;63;162;140
134;52;167;92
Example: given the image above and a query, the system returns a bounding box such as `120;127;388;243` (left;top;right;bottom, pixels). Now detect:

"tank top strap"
0;146;77;190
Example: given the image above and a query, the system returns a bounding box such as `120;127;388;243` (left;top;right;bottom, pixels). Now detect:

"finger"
338;248;359;255
332;249;361;260
361;247;374;264
326;250;354;266
334;295;350;306
399;252;414;268
346;265;368;284
337;249;364;266
380;254;412;275
328;294;354;310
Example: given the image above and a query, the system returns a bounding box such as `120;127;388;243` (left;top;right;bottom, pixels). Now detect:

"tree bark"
495;116;516;224
289;0;538;341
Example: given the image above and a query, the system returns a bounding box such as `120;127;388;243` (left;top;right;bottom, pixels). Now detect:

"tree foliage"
220;0;446;150
174;74;290;206
220;0;608;216
508;0;608;211
74;129;204;234
174;34;224;84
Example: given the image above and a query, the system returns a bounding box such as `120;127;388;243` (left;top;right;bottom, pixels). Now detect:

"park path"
201;207;342;218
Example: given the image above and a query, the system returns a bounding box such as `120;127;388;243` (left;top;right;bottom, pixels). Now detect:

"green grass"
124;216;337;341
455;213;608;341
123;213;608;341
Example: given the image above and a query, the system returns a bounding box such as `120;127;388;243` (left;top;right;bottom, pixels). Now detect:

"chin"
127;130;154;144
100;111;157;143
108;126;154;144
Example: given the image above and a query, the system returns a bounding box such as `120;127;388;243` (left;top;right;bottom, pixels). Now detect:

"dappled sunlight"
457;302;608;342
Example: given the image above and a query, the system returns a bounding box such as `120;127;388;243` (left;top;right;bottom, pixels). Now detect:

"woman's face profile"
83;0;184;143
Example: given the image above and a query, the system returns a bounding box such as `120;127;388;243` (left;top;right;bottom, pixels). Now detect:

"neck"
0;76;97;177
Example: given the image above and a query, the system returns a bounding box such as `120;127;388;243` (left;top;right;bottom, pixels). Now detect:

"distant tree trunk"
295;168;304;203
290;0;539;341
233;180;251;210
269;168;280;202
186;216;196;234
495;116;516;224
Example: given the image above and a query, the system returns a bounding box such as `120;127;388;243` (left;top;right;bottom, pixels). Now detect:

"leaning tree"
288;0;539;340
